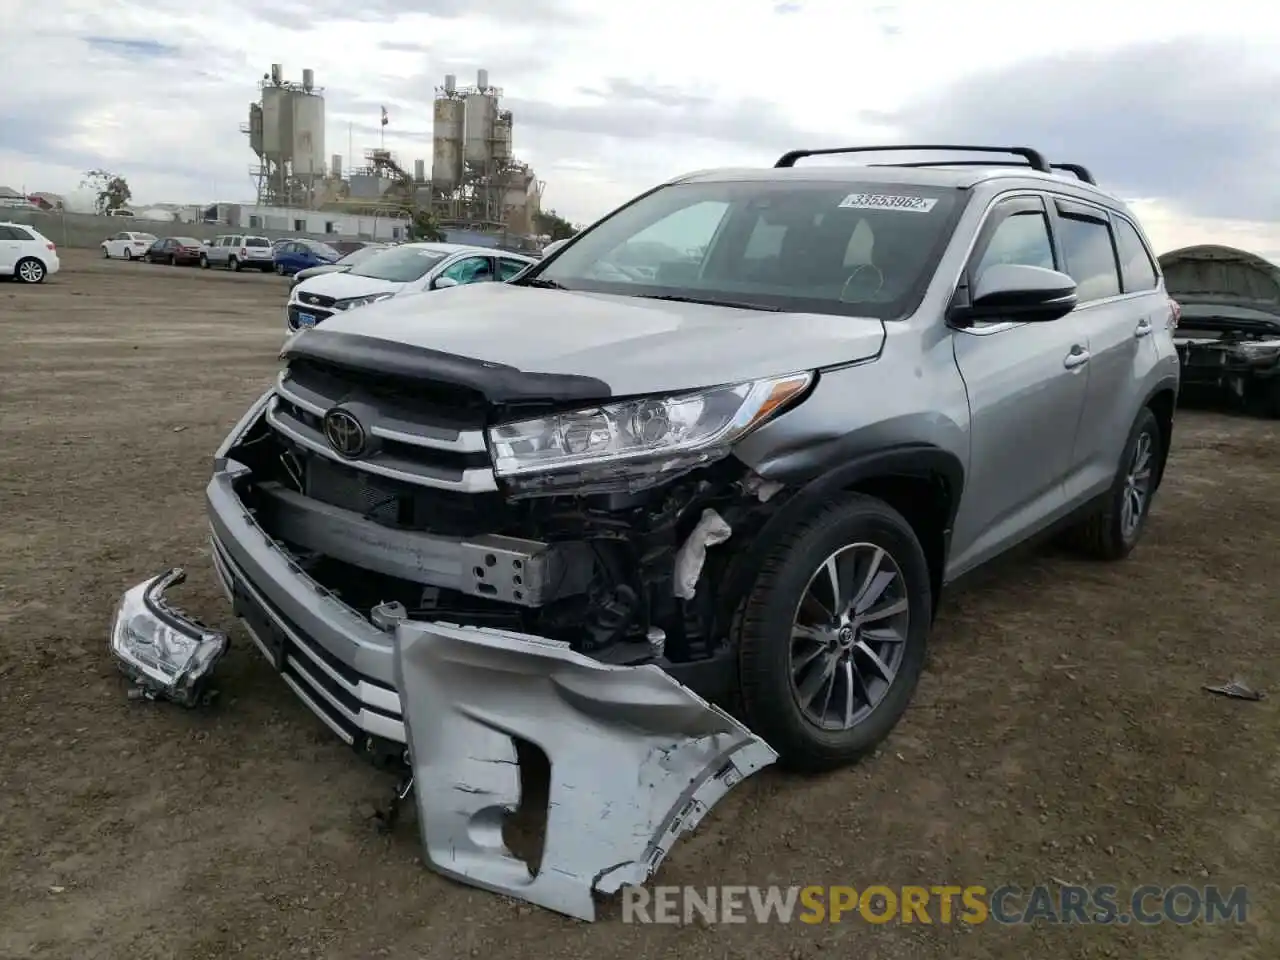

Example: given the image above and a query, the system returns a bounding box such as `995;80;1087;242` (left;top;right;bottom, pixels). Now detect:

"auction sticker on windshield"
838;194;938;213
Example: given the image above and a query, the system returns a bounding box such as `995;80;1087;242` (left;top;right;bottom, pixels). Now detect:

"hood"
296;264;349;281
303;281;886;396
1162;244;1280;316
294;270;406;299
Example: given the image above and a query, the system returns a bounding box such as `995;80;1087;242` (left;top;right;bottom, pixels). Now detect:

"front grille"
266;360;498;494
298;292;337;308
287;304;334;331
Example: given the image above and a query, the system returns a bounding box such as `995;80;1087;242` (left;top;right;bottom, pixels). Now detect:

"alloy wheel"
789;542;911;731
1120;430;1154;540
17;260;44;283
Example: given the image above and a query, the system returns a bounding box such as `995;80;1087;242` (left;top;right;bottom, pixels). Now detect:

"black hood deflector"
282;329;612;405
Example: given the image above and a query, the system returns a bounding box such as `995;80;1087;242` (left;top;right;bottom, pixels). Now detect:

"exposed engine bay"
222;393;787;691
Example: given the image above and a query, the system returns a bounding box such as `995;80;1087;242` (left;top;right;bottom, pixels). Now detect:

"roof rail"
866;158;1098;186
775;144;1051;173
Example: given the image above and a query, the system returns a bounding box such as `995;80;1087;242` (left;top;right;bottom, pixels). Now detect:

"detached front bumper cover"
109;568;229;706
394;620;778;921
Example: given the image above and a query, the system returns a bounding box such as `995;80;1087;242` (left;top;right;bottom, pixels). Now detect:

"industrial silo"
432;93;465;191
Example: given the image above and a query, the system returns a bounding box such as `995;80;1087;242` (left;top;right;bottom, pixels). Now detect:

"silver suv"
200;234;273;272
114;145;1180;910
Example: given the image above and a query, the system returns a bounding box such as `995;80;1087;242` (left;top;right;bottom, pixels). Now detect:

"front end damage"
110;332;805;917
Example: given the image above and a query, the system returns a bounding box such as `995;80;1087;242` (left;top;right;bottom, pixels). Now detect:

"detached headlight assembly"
488;372;813;495
333;292;396;311
109;568;229;706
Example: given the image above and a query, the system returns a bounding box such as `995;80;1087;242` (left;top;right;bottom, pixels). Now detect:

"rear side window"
1056;213;1121;302
8;225;34;240
0;226;18;240
1112;217;1158;292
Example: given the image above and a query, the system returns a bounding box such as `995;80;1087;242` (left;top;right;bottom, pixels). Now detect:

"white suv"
201;235;274;272
0;222;60;283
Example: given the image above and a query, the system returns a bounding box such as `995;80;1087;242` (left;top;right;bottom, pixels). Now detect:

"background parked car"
200;235;274;272
289;243;389;288
101;231;156;260
145;237;204;266
273;239;342;277
285;243;535;332
329;239;381;256
0;221;60;284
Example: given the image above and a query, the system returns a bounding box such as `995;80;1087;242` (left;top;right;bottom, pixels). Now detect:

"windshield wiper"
521;277;568;289
637;294;780;312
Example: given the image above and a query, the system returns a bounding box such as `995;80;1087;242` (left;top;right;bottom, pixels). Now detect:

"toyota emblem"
323;408;366;458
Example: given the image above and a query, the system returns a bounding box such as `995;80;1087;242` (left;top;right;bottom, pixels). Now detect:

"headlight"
487;372;812;495
109;569;228;706
1229;339;1280;361
334;292;396;311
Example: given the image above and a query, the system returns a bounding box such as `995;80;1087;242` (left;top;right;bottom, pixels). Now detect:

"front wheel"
199;254;209;269
735;493;933;773
102;246;110;259
124;249;134;261
275;263;286;276
169;255;177;266
1065;406;1162;561
229;257;240;272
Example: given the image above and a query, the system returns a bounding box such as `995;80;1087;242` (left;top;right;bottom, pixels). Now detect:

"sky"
4;0;1280;257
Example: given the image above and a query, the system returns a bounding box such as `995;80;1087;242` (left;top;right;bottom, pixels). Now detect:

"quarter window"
1057;214;1121;302
975;211;1056;276
1112;217;1158;292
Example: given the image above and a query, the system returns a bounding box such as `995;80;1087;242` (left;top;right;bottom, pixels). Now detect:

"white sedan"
101;231;157;260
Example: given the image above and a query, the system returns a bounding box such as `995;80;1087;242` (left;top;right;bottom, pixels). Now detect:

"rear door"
0;226;21;271
947;193;1092;573
1048;198;1153;503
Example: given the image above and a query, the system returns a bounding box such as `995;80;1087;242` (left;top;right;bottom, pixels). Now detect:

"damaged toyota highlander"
111;144;1181;919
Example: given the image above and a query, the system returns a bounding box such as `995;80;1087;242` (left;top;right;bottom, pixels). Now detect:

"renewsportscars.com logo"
622;884;1250;926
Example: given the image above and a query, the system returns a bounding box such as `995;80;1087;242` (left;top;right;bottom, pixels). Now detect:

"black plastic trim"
281;330;612;404
776;144;1051;172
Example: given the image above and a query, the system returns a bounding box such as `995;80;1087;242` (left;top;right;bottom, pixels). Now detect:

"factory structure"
240;65;543;243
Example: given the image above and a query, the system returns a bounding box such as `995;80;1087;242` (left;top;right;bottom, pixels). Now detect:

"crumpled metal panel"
393;620;777;921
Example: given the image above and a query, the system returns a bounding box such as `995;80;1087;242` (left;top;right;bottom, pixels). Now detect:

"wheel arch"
723;445;964;625
1142;377;1178;489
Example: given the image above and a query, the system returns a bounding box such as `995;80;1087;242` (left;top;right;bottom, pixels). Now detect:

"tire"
275;263;285;276
199;254;209;269
735;493;933;773
124;249;134;261
15;257;46;284
1065;406;1162;561
229;257;240;272
102;246;110;259
169;255;177;266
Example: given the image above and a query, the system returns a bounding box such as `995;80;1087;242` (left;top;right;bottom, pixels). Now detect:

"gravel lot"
1;249;1276;959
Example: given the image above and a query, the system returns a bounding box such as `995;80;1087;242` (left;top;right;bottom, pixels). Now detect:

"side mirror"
433;276;458;289
954;264;1078;324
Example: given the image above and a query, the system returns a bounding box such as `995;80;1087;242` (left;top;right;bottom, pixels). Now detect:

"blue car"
273;239;341;276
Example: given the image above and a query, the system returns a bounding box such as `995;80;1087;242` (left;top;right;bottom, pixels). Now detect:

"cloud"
888;38;1280;225
1;0;1279;250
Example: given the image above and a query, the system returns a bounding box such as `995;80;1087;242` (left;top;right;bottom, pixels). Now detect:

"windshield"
304;240;341;259
337;246;385;267
245;237;270;248
530;180;964;318
348;246;448;282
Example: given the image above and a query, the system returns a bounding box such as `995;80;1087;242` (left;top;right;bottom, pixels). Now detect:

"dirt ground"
1;249;1276;959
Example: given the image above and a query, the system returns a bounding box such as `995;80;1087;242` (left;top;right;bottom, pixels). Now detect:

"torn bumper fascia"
108;568;229;706
392;619;778;921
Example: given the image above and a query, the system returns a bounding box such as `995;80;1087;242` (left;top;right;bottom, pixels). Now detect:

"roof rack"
775;144;1052;174
866;158;1098;186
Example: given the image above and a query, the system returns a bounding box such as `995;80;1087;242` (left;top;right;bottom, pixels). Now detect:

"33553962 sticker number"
838;193;939;213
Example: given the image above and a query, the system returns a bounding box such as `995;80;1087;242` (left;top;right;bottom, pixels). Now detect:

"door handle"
1134;318;1154;339
1063;346;1091;369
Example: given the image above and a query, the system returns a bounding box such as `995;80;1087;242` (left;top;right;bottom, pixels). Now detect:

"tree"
408;208;445;242
534;209;578;241
81;169;133;215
